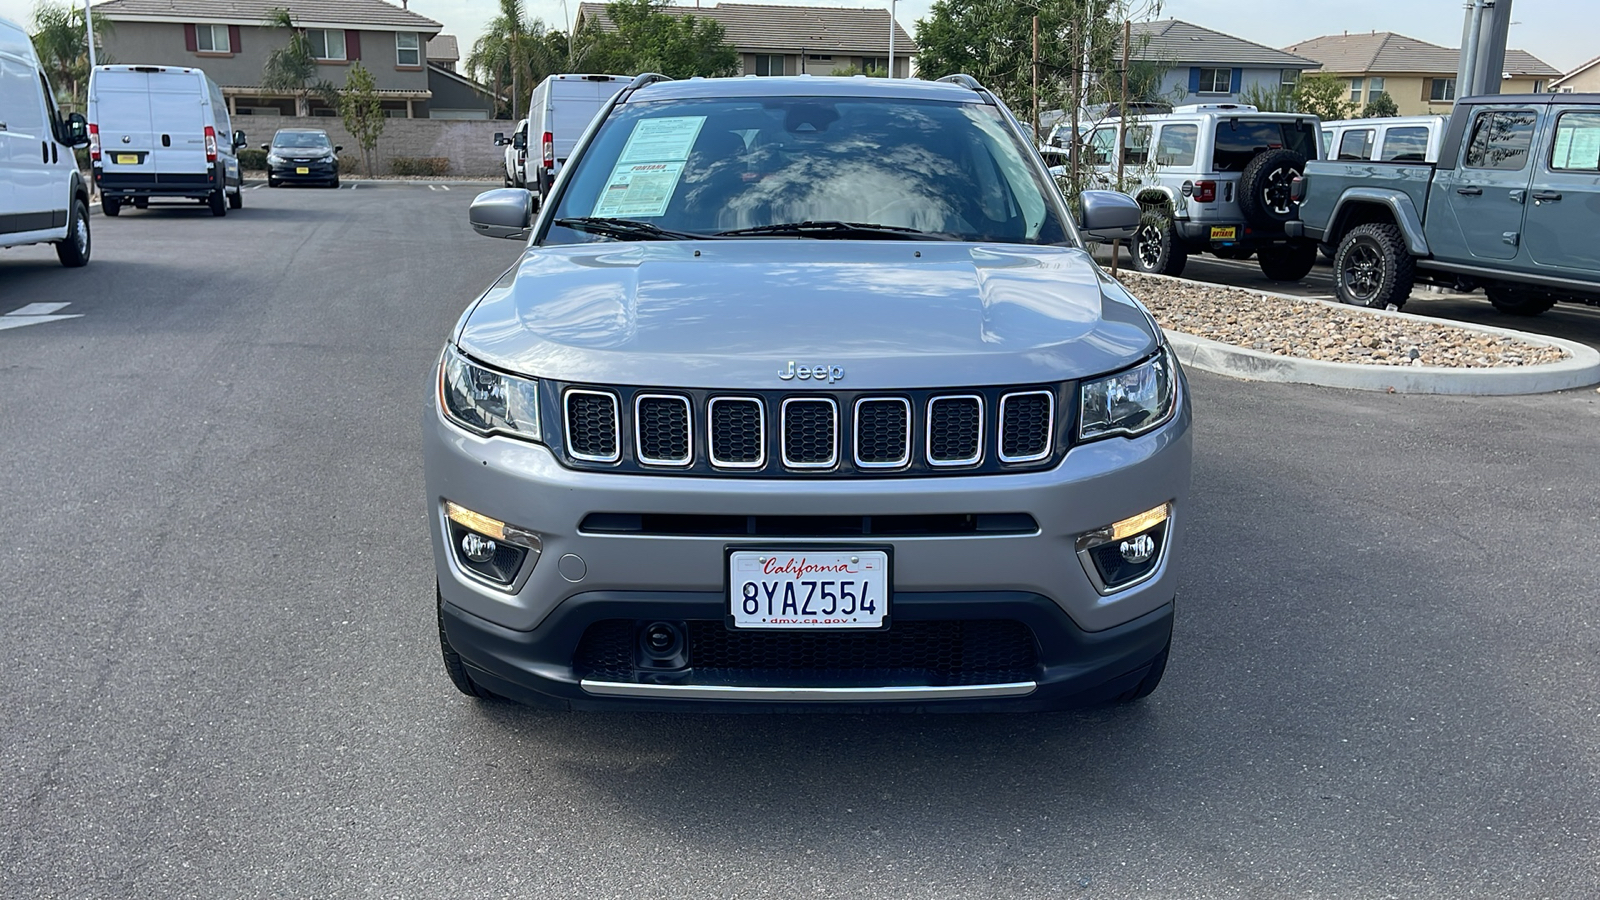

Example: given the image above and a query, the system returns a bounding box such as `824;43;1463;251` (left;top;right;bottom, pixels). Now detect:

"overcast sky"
2;0;1589;78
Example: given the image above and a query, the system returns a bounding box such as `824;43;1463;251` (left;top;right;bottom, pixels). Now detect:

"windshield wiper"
715;221;953;240
553;217;710;241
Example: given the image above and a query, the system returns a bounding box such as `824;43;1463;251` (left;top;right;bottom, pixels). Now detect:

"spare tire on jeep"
1238;149;1305;229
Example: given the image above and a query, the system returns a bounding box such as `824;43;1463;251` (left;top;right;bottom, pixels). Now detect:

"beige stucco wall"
737;51;910;78
1553;66;1600;93
1324;71;1555;116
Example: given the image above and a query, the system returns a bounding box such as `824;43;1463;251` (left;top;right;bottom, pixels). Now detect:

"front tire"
1256;242;1318;281
1130;208;1189;277
1333;223;1414;310
55;198;91;267
438;587;499;700
208;189;227;217
329;176;340;189
1485;285;1557;316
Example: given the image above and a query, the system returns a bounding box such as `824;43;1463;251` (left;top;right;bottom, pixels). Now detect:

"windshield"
545;95;1069;245
272;132;332;150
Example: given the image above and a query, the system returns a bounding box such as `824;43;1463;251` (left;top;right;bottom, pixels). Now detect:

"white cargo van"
1;15;92;266
525;74;627;202
87;64;246;216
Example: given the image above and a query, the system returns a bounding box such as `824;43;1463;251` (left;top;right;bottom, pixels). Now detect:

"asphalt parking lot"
3;185;1599;898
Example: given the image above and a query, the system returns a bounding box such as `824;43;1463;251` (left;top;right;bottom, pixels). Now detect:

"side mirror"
1049;133;1063;148
232;130;246;149
64;112;88;148
1077;190;1141;243
469;188;534;240
493;131;507;146
334;145;343;153
260;143;269;152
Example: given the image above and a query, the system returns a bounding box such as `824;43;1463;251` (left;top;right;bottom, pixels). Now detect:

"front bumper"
425;380;1192;709
268;161;338;183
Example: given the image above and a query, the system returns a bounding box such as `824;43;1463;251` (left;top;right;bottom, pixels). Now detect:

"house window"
196;24;230;52
862;57;889;74
808;54;832;62
1550;112;1600;171
308;29;346;61
1463;109;1536;170
1197;68;1229;93
1281;69;1299;86
396;32;419;66
1429;77;1456;102
1367;77;1385;97
753;54;784;76
1533;80;1546;93
1349;77;1364;103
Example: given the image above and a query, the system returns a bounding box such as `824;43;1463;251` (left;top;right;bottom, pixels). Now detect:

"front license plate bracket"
726;546;892;631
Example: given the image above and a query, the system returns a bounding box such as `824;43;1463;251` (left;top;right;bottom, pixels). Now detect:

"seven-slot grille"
557;385;1065;475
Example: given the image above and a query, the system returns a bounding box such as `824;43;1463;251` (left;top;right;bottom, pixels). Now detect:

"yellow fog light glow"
1109;503;1170;542
445;501;507;541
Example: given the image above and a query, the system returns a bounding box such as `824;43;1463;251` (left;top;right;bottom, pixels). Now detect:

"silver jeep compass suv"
426;73;1192;711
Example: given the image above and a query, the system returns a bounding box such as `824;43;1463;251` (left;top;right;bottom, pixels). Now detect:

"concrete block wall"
239;118;509;177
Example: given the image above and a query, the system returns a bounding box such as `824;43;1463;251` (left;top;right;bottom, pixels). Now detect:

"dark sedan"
264;129;342;188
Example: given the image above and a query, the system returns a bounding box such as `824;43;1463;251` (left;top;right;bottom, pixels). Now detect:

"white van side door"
1;53;55;227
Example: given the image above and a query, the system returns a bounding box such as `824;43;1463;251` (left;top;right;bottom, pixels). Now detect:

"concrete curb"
1128;272;1600;395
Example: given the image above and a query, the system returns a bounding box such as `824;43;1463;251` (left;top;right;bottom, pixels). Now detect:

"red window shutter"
184;23;198;52
229;25;241;52
345;30;361;60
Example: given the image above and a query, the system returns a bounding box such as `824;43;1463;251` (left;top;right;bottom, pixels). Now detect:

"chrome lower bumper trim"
579;680;1037;701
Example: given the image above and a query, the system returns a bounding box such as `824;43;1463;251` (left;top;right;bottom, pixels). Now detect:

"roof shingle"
576;2;914;55
1283;31;1559;78
90;0;441;31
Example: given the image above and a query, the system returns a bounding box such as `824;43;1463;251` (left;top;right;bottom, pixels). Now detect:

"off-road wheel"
208;189;227;217
1130;208;1188;277
102;196;121;216
1333;223;1415;310
1114;639;1169;703
1238;148;1306;229
438;587;499;700
1256;242;1318;281
1485;285;1557;316
55;198;90;267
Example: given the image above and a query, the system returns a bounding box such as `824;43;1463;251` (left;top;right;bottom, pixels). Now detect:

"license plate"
114;154;138;165
295;167;310;174
729;549;888;629
1210;226;1238;241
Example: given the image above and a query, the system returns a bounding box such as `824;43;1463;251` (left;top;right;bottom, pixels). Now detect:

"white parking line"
1;302;82;332
437;184;450;191
426;184;437;191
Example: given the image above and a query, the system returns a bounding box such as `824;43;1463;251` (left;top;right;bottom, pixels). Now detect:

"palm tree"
466;0;563;119
29;1;113;109
261;7;335;116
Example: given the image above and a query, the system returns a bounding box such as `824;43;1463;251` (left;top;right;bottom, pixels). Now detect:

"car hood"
456;240;1161;390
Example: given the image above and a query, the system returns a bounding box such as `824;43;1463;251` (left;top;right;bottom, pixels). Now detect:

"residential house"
575;2;916;79
1282;31;1561;115
1124;20;1318;107
1550;56;1600;94
426;33;457;72
423;33;503;119
90;0;444;118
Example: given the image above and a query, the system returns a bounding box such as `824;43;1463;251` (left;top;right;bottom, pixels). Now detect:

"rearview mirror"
1077;190;1141;243
64;112;88;148
469;188;534;240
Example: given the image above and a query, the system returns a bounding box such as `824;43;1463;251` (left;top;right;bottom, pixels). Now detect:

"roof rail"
936;74;983;91
617;72;672;102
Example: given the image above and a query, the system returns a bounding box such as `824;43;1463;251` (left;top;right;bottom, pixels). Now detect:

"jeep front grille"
549;382;1070;476
563;389;620;462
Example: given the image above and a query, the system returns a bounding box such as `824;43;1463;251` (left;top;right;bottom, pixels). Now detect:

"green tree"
262;8;336;116
28;1;113;109
1362;91;1400;118
339;63;383;175
572;0;738;79
1293;72;1351;122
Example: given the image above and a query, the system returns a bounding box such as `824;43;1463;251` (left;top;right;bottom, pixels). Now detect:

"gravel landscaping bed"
1117;271;1569;368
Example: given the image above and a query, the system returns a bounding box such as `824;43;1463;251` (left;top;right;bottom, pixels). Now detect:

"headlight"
438;345;541;441
1079;346;1176;441
321;154;336;164
267;153;285;165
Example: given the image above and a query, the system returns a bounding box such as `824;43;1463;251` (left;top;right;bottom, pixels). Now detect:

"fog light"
1077;503;1170;594
443;501;541;588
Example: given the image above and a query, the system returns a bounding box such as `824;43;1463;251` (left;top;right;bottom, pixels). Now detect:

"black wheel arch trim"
1327;190;1429;256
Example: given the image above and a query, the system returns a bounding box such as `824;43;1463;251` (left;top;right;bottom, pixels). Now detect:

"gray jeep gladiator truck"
1288;92;1600;315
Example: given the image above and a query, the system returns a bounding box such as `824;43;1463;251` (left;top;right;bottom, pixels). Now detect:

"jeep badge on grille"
778;361;845;384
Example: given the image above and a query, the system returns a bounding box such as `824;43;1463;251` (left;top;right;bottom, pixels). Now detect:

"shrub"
338;154;358;174
390;156;449;177
237;148;269;171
